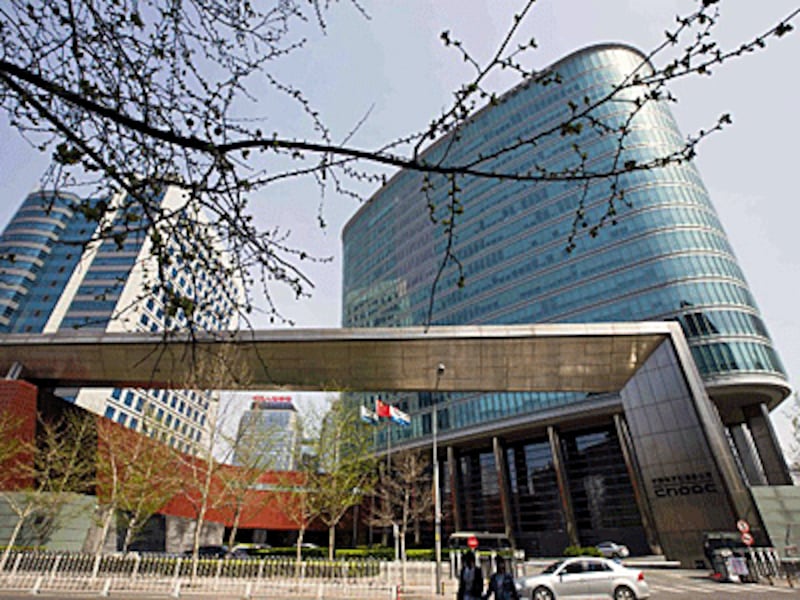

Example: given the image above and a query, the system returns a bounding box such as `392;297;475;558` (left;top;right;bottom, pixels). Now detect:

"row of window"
103;405;198;454
676;309;769;340
110;387;209;422
436;229;740;321
373;391;592;445
690;340;785;378
346;159;717;299
438;261;752;332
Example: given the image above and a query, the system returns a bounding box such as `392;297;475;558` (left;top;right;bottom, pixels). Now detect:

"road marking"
648;574;800;596
651;583;715;594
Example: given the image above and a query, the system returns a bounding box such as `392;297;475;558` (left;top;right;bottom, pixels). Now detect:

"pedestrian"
483;555;519;600
457;550;484;600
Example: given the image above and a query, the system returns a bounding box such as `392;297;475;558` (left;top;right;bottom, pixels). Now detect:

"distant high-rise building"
0;186;242;453
234;395;299;470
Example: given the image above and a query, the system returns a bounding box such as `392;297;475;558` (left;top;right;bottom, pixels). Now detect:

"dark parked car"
183;546;238;558
231;543;271;557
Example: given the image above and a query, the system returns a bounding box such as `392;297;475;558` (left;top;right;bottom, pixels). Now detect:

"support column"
492;437;515;546
729;424;767;486
447;446;462;532
614;414;662;554
745;403;793;485
548;426;579;547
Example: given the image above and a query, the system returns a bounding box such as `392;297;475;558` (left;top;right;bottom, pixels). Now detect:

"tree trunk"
191;503;208;581
401;488;410;586
0;514;26;571
295;527;306;577
226;505;243;549
122;516;138;553
328;526;335;560
95;505;115;556
400;526;407;586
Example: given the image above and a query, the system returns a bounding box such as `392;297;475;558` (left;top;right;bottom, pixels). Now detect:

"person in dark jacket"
457;551;483;600
483;556;519;600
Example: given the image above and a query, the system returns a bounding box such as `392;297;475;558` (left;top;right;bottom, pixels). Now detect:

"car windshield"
541;561;564;574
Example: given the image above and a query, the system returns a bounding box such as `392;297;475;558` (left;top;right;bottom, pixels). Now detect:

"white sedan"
596;541;630;559
515;557;649;600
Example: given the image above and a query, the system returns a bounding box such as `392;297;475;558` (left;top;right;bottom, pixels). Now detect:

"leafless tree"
306;398;376;559
0;411;95;568
166;344;292;577
216;413;289;549
0;411;31;569
271;402;327;572
0;1;796;328
367;448;433;581
93;416;182;554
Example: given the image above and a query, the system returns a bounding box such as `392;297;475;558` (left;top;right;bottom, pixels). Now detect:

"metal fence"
705;546;800;587
0;551;440;597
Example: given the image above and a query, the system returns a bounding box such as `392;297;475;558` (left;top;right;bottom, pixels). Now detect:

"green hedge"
260;546;397;560
261;546;457;561
562;545;603;557
260;547;328;559
405;548;461;561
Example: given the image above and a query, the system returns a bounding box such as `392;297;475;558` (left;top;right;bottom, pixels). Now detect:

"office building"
342;44;792;560
234;395;300;471
0;186;241;453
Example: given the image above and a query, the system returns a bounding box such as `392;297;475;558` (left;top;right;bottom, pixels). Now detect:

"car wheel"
532;586;554;600
614;585;636;600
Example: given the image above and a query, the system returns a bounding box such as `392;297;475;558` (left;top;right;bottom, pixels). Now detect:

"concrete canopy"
0;322;675;393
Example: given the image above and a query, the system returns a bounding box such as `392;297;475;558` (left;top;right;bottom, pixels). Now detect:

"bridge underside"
0;323;670;393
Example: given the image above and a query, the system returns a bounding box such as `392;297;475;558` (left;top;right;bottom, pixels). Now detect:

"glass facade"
0;192;81;332
234;400;299;471
342;44;787;443
342;44;789;553
0;188;238;454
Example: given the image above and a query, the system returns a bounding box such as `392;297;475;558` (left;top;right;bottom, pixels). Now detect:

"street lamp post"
433;362;445;595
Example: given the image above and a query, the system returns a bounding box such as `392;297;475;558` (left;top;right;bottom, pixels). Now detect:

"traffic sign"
741;532;754;546
467;535;479;550
736;519;750;534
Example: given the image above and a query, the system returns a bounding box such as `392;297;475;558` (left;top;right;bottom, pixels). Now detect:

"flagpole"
433;363;445;596
387;414;393;553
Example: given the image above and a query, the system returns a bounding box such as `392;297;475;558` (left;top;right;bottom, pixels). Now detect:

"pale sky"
2;1;798;451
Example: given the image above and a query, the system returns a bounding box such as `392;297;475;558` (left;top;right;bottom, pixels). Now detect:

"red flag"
376;399;391;418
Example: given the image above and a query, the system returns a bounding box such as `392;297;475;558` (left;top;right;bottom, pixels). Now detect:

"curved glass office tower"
0;191;81;333
343;45;791;556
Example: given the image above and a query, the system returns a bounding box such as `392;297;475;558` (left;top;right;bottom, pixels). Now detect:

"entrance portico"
0;322;788;566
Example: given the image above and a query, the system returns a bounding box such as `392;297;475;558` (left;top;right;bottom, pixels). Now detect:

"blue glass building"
342;45;791;556
0;187;240;454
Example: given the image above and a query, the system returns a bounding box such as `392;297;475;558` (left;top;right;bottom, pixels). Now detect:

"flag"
376;398;391;419
360;405;378;425
389;405;411;427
